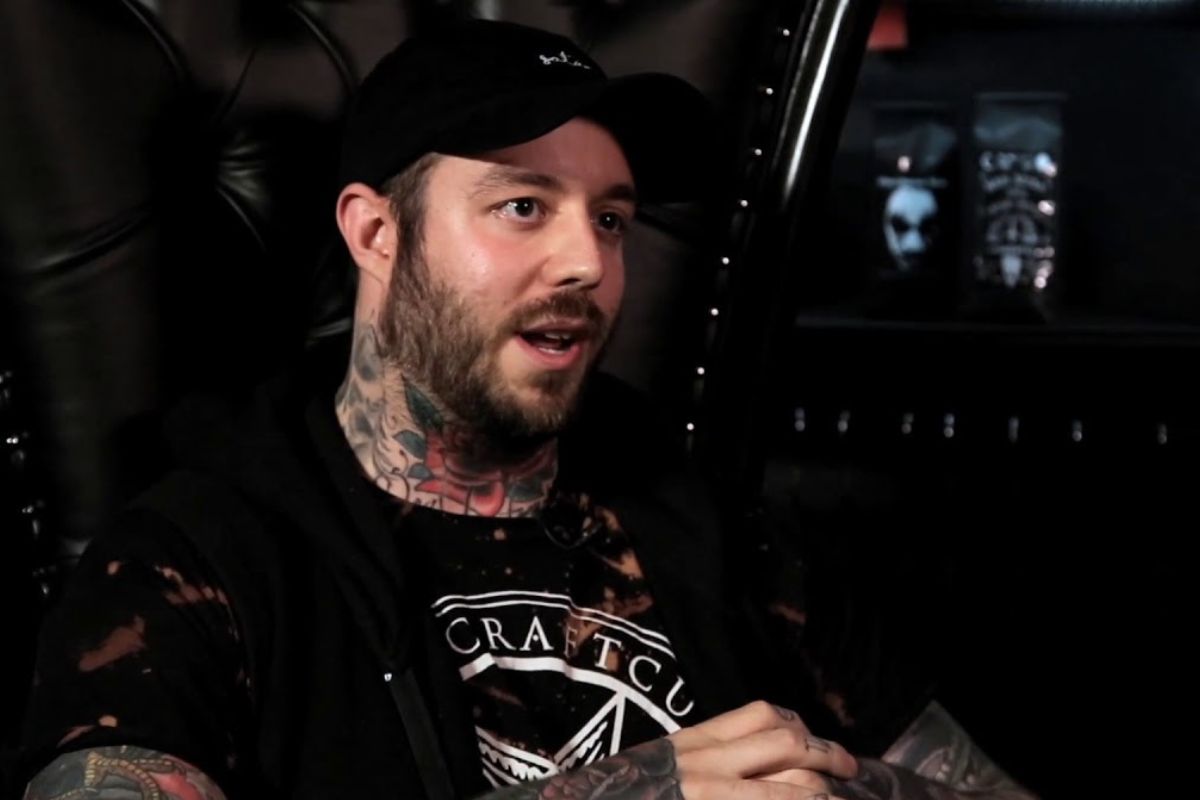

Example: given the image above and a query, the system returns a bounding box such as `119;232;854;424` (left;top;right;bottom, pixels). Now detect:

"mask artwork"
883;184;940;273
869;103;958;319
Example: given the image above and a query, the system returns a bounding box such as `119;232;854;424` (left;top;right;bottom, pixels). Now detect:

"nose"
540;207;607;290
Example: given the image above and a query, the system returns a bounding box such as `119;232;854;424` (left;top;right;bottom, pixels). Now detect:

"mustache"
505;291;609;339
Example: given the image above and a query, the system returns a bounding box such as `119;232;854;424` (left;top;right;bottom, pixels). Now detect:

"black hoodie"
20;342;764;799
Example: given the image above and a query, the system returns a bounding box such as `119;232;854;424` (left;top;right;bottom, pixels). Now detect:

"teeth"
522;329;578;355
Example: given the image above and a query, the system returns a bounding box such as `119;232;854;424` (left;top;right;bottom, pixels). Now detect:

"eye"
596;211;629;236
497;198;544;221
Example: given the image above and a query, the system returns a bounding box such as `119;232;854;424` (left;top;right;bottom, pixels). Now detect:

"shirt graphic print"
399;490;698;789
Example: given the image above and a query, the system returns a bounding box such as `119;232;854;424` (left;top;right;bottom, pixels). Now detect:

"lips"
514;319;592;368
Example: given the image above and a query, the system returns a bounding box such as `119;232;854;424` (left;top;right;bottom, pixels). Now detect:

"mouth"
514;320;592;368
520;330;580;353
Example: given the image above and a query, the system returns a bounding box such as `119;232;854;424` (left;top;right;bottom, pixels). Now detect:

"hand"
668;700;859;800
484;700;858;800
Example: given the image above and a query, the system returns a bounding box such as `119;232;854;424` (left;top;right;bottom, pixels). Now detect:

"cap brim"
433;74;714;203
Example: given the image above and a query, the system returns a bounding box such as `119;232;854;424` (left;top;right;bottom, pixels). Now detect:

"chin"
500;379;585;435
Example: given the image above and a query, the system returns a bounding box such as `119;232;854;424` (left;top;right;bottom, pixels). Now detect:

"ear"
336;182;398;288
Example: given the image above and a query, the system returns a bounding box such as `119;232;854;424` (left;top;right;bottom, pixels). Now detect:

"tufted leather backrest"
1;1;408;552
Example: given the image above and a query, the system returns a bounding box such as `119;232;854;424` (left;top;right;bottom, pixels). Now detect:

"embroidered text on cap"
538;50;592;69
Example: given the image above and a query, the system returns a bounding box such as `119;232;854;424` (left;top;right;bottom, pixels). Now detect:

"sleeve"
19;508;252;790
747;495;946;758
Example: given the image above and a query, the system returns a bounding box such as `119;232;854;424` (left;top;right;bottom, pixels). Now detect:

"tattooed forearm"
483;739;683;800
24;746;227;800
834;702;1037;799
882;702;1027;793
837;759;1034;800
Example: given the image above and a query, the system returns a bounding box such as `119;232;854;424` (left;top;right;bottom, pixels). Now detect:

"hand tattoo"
806;735;833;754
773;704;799;722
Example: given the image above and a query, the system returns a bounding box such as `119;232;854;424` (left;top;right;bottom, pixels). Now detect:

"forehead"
431;117;635;195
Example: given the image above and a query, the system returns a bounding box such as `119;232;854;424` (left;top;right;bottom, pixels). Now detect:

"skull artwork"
883;184;939;272
985;212;1040;288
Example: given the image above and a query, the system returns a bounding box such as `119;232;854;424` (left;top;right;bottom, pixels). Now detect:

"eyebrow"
470;164;638;205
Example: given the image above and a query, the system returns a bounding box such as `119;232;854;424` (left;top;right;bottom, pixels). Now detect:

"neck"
335;316;558;518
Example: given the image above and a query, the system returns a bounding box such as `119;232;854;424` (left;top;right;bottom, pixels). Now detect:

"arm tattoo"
834;702;1037;799
25;746;227;800
883;701;1025;791
483;739;683;800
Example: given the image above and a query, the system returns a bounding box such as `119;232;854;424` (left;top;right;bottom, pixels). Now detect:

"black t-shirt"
19;403;935;795
18;490;705;795
384;489;702;789
16;361;938;798
20;510;253;788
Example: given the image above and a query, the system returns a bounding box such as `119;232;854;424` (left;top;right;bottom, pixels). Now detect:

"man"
19;20;1035;800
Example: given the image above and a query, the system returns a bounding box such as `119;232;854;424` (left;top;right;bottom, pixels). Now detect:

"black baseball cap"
338;19;714;202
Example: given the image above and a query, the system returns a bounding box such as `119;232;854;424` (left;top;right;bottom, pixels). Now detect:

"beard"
378;244;610;449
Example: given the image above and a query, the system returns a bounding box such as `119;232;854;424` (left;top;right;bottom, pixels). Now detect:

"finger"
754;783;848;800
793;733;858;780
757;768;831;792
679;725;858;781
682;775;815;800
672;700;808;750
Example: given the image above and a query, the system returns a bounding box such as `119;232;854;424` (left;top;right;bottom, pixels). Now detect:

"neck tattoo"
336;322;558;518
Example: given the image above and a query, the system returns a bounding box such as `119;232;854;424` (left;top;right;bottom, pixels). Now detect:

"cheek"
597;260;625;320
423;222;527;306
